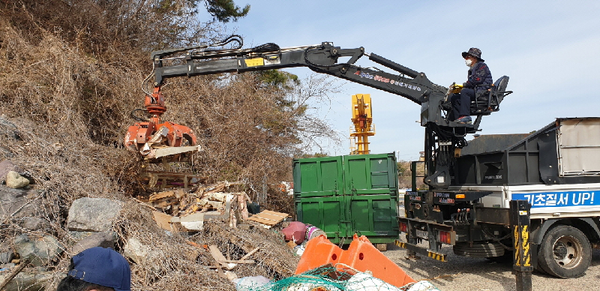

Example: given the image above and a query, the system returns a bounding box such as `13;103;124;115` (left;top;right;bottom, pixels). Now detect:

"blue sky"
200;1;600;160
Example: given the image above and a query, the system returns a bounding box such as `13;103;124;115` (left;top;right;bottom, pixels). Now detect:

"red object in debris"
282;221;307;244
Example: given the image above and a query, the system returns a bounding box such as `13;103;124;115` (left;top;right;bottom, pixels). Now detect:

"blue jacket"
464;61;493;93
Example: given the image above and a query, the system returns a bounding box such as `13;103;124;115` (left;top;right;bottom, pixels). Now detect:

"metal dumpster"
293;153;399;244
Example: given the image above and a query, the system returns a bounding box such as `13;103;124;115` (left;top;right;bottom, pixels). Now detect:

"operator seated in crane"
449;47;493;124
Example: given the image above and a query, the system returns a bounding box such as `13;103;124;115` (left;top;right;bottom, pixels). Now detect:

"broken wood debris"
141;171;205;191
144;181;253;232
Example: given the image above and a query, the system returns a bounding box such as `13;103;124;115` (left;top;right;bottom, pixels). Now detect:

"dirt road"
385;244;600;291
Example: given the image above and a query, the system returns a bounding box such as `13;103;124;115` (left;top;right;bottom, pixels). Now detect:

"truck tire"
537;225;591;278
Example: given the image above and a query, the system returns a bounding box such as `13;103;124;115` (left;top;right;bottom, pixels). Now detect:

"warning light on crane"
350;94;375;155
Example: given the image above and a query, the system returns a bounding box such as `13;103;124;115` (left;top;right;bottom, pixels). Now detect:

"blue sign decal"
512;191;599;208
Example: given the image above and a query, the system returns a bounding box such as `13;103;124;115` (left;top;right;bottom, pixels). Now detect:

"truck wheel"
538;225;591;278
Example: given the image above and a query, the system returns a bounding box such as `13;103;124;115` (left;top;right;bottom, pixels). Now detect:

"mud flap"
395;240;447;262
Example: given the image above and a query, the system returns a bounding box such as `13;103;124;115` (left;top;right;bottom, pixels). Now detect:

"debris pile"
143;181;258;231
0;185;298;290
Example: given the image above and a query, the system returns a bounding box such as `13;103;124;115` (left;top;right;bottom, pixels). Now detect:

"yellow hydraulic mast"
350;94;375;155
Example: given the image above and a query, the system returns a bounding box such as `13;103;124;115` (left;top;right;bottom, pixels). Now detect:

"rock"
70;231;116;255
0;160;21;183
0;269;54;291
5;171;30;189
0;146;13;159
123;237;162;269
67;198;123;232
0;186;40;220
18;217;51;231
0;251;14;264
0;116;20;141
14;234;64;267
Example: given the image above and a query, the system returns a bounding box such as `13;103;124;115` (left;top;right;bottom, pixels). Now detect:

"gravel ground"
384;243;600;291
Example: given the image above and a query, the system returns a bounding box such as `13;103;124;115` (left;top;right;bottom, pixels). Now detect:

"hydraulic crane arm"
151;41;447;107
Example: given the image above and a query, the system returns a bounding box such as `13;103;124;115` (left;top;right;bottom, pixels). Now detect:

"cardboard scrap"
174;212;206;231
152;211;174;231
246;210;288;228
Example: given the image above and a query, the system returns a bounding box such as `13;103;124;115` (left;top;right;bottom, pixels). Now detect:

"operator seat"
471;75;512;115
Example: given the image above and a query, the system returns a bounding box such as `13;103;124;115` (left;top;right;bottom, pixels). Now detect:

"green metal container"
293;153;399;244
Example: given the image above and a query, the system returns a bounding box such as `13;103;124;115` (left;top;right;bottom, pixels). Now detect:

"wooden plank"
239;247;260;261
151;145;200;159
207;246;225;277
149;190;176;202
246;210;288;226
209;245;228;264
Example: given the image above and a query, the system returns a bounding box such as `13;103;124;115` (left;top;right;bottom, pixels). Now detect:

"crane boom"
151;41;448;126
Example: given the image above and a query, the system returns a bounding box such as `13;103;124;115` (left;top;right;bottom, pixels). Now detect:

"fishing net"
234;263;439;291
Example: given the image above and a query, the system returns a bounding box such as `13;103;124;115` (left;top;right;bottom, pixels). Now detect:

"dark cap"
68;247;131;291
462;48;484;62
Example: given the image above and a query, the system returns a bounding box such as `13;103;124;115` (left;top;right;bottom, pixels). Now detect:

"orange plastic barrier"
295;235;343;273
295;234;415;288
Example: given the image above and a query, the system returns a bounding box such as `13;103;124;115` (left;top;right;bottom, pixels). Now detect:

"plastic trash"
345;272;400;291
233;276;271;291
293;244;305;256
406;280;441;291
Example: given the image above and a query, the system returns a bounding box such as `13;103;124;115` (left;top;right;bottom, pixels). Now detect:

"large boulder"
18;217;52;232
67;197;123;232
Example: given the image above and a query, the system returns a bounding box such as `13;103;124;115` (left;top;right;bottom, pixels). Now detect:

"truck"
399;117;600;278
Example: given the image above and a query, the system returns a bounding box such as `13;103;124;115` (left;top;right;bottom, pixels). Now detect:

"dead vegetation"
109;202;298;291
0;1;339;289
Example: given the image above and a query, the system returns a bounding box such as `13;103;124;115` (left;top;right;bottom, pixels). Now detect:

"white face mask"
465;58;473;67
